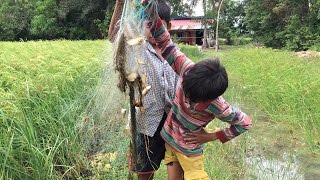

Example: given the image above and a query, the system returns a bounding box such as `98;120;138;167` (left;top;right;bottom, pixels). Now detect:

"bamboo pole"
128;82;137;180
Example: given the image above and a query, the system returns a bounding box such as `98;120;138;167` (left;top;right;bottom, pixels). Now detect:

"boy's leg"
164;143;208;180
129;114;167;179
138;173;154;180
164;143;184;180
176;152;209;180
167;162;183;180
129;132;165;179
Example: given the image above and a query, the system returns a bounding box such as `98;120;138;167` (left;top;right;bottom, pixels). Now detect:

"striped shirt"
151;17;253;156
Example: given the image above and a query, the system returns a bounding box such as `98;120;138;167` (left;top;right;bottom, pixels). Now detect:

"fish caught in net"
79;0;160;178
112;0;159;177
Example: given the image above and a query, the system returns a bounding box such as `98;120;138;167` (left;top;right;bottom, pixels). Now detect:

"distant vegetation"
1;41;319;178
1;0;320;51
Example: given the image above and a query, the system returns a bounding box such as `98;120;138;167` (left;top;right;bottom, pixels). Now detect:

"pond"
244;119;320;180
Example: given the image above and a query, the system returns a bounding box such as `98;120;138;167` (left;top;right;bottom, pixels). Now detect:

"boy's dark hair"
158;0;171;25
182;59;228;102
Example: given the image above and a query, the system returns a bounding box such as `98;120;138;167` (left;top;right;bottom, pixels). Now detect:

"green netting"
79;0;159;178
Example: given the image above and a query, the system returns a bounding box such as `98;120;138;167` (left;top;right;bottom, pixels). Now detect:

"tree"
0;0;115;41
215;0;224;51
55;0;111;39
213;0;248;44
188;0;248;48
168;0;194;16
31;0;61;39
244;0;320;50
0;0;37;40
188;0;210;48
203;0;209;48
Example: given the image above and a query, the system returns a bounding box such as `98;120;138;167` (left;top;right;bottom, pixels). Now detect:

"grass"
180;44;320;151
214;46;320;153
0;41;319;179
0;40;106;179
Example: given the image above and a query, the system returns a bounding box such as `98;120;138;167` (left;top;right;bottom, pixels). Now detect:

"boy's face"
161;20;171;31
143;21;156;45
143;19;171;45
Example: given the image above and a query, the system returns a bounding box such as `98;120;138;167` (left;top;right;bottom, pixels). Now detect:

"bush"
230;37;253;46
218;38;227;46
178;44;204;60
278;15;317;51
310;42;320;52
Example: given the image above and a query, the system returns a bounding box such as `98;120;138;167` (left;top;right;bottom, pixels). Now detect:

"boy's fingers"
183;133;194;137
184;137;200;143
141;0;148;5
184;137;193;142
186;141;200;145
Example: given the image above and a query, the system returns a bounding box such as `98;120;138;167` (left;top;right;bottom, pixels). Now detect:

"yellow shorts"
164;143;209;180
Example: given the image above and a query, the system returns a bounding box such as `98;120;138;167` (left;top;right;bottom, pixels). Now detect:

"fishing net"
113;1;159;178
79;0;159;178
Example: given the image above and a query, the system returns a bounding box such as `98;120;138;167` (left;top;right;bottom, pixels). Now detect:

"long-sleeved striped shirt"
150;17;253;156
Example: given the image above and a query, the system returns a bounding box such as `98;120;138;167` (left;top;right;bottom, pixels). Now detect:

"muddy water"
244;118;320;180
245;143;304;179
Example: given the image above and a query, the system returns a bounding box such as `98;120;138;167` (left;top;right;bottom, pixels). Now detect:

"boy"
108;1;179;179
142;1;253;179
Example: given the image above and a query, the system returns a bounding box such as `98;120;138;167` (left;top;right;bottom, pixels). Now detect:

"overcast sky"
188;0;242;16
189;1;204;16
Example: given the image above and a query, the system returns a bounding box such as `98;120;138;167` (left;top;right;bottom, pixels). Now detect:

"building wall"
170;30;202;45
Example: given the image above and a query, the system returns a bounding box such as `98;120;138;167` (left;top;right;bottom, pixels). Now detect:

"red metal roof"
170;19;203;30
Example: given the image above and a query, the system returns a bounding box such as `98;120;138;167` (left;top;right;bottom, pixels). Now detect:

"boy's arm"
108;0;125;42
183;128;219;145
150;17;193;76
208;97;252;143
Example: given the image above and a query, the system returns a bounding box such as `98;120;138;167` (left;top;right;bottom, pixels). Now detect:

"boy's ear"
167;22;172;31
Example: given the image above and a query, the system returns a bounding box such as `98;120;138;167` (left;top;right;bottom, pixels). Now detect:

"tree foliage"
168;0;194;16
31;0;61;39
1;0;320;51
214;0;248;44
0;0;37;41
244;0;320;50
0;0;115;40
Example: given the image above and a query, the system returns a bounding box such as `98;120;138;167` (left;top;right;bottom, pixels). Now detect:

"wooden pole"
128;82;137;180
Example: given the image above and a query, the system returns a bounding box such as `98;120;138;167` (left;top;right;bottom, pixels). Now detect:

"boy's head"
144;0;171;44
158;0;172;30
182;59;228;103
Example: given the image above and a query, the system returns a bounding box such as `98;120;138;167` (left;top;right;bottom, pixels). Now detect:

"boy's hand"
183;128;218;146
141;0;148;5
142;0;157;5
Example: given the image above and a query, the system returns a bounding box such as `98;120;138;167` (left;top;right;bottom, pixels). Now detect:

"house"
170;16;212;45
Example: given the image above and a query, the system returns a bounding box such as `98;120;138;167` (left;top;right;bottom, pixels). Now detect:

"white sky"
186;0;242;16
194;1;204;16
182;0;204;16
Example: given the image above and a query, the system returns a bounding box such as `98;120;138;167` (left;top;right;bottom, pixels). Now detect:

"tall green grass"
151;45;250;179
177;44;320;178
1;41;319;179
205;46;320;153
0;40;106;179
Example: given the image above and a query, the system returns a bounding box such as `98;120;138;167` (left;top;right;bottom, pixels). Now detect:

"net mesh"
78;0;159;178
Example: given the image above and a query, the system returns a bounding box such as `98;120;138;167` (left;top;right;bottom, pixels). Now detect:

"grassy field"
0;40;319;179
0;40;106;179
